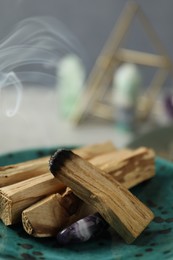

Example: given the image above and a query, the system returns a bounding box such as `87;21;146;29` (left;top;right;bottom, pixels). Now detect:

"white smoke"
0;16;86;116
0;72;22;117
0;16;86;70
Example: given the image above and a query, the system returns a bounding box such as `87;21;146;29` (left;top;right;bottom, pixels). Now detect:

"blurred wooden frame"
72;1;173;124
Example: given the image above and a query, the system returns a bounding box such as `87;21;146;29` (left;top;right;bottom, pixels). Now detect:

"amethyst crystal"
56;213;108;245
165;93;173;118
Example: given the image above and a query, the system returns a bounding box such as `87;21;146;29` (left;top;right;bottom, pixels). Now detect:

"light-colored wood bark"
0;141;116;226
0;142;155;244
0;173;65;225
0;141;115;187
94;147;155;188
22;188;83;237
22;147;155;238
0;157;49;188
50;150;154;243
73;140;116;160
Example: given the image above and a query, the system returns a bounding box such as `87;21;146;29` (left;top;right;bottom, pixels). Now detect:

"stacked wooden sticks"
0;141;155;243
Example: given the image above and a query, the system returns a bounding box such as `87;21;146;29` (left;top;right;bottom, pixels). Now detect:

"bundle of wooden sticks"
0;141;155;244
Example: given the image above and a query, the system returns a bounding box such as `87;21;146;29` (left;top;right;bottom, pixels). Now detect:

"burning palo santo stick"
49;150;154;243
22;147;155;237
0;141;115;187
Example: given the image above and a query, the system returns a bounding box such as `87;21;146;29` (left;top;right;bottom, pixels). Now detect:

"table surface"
0;86;135;155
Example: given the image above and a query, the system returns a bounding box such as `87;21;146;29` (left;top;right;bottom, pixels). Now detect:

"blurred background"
1;0;173;73
0;0;173;157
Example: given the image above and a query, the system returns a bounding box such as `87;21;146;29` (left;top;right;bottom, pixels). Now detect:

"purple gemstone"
165;94;173;118
56;213;108;245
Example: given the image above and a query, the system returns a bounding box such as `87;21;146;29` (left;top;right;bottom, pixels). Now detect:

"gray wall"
0;0;173;85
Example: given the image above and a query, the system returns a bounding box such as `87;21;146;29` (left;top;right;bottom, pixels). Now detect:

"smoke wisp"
0;16;86;116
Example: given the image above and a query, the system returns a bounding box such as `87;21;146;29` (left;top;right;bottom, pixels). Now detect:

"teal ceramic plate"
0;147;173;260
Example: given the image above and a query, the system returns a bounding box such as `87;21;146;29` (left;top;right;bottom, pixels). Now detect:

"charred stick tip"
49;149;73;176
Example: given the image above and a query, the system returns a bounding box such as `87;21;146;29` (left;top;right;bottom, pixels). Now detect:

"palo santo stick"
73;140;116;160
49;150;154;244
0;141;115;187
22;147;155;237
0;157;49;188
22;188;82;237
0;173;66;225
0;142;116;226
91;147;155;188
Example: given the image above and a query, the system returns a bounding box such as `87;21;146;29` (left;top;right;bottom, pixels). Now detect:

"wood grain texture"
22;188;83;237
95;147;155;188
22;147;155;237
0;141;116;226
0;173;65;225
0;141;115;187
50;150;154;243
